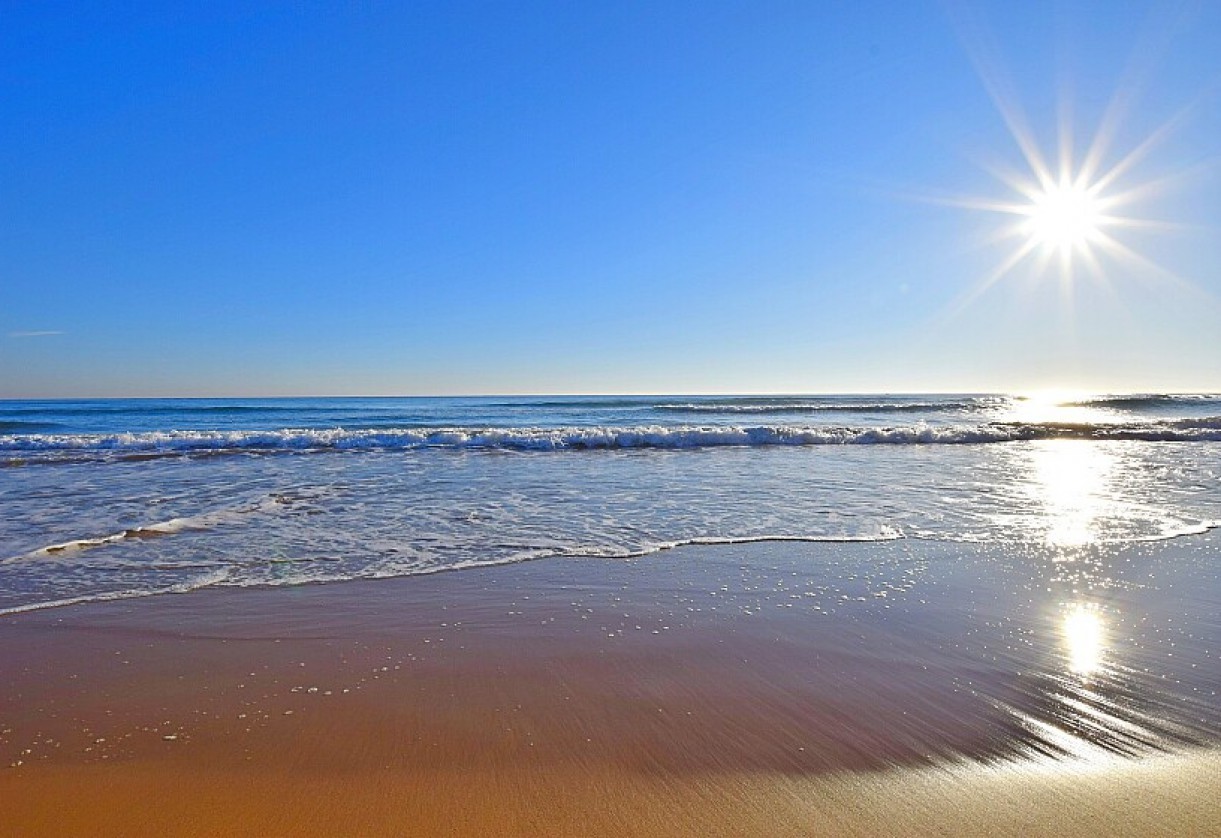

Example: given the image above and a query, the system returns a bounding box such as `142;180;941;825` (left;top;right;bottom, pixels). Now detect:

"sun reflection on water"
1028;440;1115;548
1003;391;1127;426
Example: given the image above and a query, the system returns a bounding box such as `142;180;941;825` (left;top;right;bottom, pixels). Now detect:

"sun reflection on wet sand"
1063;603;1105;676
1017;438;1151;759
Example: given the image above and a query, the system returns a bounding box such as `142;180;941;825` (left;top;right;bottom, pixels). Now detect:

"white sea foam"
1;492;311;565
4;420;1221;463
0;529;918;615
0;568;233;616
3;397;1220;617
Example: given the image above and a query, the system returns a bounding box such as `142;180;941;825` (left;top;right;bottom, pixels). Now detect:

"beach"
8;0;1221;829
5;535;1221;836
4;395;1221;834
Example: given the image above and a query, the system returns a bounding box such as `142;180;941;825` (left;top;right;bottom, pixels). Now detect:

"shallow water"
1;394;1219;613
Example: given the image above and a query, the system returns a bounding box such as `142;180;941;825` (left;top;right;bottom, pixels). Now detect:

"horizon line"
2;388;1219;402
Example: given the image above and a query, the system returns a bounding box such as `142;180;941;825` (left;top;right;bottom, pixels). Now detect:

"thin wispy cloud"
8;330;65;338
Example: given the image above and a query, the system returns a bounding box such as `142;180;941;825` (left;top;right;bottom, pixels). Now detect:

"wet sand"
3;538;1220;835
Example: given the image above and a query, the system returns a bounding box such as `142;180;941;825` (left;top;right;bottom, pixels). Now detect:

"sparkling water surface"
3;393;1221;767
2;394;1219;613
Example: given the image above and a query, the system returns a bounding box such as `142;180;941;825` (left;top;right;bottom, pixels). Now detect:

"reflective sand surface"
4;533;1219;770
4;532;1221;833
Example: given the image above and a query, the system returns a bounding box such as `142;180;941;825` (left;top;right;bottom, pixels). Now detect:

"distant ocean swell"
0;421;64;433
652;400;985;414
4;419;1221;462
1064;394;1221;409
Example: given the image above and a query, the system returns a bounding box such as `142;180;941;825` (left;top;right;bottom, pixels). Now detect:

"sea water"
2;393;1219;614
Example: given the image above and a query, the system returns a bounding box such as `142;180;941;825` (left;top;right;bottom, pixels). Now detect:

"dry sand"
5;753;1220;837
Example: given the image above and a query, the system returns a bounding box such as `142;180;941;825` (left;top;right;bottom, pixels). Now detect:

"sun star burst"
1023;178;1105;254
924;14;1212;316
926;92;1213;328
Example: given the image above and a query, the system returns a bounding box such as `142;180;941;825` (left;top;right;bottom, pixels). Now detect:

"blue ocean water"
1;393;1219;614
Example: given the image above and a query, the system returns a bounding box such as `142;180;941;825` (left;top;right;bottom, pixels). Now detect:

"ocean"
2;393;1219;615
4;392;1221;764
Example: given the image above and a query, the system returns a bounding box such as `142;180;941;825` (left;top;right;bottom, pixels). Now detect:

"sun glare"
930;14;1207;312
1024;180;1104;253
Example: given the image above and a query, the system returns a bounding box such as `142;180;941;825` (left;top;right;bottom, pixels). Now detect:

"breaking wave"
3;419;1221;463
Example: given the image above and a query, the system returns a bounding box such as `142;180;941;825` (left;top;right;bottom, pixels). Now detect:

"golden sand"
3;548;1219;836
5;750;1219;836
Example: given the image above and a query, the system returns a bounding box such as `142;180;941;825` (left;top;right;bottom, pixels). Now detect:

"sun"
924;13;1208;309
1023;179;1105;254
944;147;1139;294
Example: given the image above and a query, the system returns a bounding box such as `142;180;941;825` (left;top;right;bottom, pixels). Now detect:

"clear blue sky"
3;1;1219;397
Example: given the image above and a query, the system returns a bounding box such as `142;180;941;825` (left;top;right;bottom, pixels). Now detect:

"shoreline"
4;538;1221;834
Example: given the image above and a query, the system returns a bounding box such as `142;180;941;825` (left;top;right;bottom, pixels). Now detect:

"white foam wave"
0;530;911;615
2;493;303;565
3;420;1220;462
0;568;233;616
